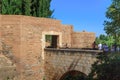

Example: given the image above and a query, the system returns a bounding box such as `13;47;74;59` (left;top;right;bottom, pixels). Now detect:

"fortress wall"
0;15;21;59
0;15;96;80
72;32;96;48
61;25;73;48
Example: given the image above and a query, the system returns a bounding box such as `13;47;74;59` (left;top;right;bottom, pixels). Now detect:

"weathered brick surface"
61;25;73;48
0;15;67;80
0;15;96;80
0;54;17;80
72;32;95;48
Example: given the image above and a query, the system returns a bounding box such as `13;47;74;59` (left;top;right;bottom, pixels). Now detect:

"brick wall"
0;54;17;80
61;25;73;48
0;15;96;80
0;15;73;80
72;31;96;48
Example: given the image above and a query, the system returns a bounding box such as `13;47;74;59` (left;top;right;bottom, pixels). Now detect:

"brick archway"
59;70;87;80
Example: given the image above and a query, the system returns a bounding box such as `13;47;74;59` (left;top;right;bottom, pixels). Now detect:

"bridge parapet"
44;48;102;80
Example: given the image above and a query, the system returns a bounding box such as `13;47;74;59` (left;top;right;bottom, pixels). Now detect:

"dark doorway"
51;35;58;48
59;70;86;80
45;35;59;48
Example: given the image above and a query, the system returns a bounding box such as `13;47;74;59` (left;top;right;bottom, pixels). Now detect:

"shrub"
87;52;120;80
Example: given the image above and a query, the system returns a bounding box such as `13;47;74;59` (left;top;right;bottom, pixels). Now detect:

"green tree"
0;0;2;13
1;0;22;14
0;0;54;18
42;0;54;18
1;0;13;14
104;0;120;45
31;0;54;17
87;53;120;80
31;0;37;16
95;34;114;47
22;0;31;16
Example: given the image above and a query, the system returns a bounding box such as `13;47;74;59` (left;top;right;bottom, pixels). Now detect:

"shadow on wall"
45;56;87;80
0;41;20;79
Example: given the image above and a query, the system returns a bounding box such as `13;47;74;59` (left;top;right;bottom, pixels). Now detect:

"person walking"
103;44;109;53
98;43;102;50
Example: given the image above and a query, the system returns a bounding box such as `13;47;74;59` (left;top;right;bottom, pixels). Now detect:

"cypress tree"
31;0;37;16
0;0;2;13
44;0;54;18
1;0;22;14
13;0;22;14
30;0;43;17
0;0;54;18
2;0;12;14
40;0;44;17
36;0;41;17
38;0;54;18
30;0;54;17
22;0;31;16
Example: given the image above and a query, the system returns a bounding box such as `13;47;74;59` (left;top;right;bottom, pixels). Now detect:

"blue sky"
51;0;112;37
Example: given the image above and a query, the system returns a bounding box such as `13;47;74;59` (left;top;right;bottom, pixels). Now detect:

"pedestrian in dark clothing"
92;41;96;50
103;44;109;53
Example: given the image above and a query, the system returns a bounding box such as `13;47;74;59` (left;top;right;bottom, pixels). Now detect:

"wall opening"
42;31;62;59
45;35;59;48
59;70;87;80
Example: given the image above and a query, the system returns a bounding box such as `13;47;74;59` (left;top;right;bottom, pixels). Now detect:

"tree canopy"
104;0;120;44
95;34;114;47
0;0;54;18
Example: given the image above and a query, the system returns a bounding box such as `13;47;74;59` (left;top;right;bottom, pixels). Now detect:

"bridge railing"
44;48;103;54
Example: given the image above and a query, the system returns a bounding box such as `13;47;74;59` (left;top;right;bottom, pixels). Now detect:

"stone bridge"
44;48;102;80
